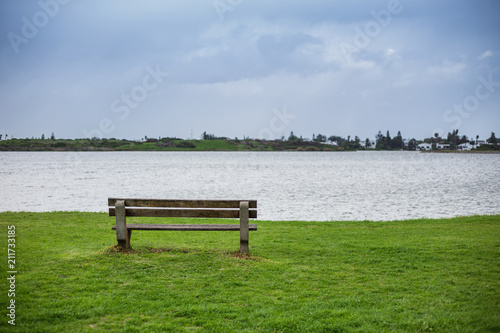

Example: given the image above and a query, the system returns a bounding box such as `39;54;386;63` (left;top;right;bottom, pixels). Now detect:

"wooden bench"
108;198;257;252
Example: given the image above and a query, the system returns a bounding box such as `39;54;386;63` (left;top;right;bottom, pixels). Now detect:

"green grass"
1;213;499;332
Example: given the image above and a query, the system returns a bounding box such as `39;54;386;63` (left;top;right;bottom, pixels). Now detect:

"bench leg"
115;200;130;248
127;230;132;246
240;201;249;253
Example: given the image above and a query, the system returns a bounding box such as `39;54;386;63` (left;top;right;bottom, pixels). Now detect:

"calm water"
0;151;498;221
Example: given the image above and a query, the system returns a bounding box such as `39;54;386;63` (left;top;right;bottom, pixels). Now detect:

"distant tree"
342;137;360;150
288;131;298;141
41;134;45;140
447;129;459;149
431;132;440;150
408;139;417;151
313;134;327;142
201;132;220;140
375;131;386;149
392;131;403;149
365;138;371;148
0;134;2;140
487;132;497;145
376;131;384;143
328;135;342;145
386;131;392;148
50;132;55;140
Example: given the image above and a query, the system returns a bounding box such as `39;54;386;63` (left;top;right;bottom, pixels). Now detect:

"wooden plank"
112;224;258;231
108;198;257;209
109;208;257;219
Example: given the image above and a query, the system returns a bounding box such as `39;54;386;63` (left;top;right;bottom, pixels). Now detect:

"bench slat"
109;208;257;219
112;224;258;231
108;198;257;209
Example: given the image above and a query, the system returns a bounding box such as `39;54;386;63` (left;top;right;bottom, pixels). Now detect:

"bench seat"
112;224;258;231
108;198;257;252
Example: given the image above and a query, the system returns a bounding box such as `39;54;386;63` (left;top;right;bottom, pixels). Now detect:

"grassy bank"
1;213;499;332
0;138;342;152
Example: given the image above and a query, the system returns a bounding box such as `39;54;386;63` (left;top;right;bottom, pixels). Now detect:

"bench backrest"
108;198;257;219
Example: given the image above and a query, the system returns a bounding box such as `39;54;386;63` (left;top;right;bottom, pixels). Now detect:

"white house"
436;143;450;150
458;140;491;150
417;143;432;151
476;140;487;146
458;142;473;150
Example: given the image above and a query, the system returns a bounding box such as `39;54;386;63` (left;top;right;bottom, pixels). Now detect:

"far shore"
1;138;499;153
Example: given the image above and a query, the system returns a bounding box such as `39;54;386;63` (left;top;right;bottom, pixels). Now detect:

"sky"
1;0;499;141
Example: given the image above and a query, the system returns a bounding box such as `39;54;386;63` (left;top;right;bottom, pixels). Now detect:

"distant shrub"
176;141;196;149
51;142;67;148
476;144;499;151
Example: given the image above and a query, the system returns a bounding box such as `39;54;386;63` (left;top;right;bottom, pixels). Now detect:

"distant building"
417;143;432;151
436;143;450;150
458;142;473;150
458;140;489;150
476;140;487;146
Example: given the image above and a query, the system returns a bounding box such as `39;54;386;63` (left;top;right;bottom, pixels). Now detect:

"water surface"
0;151;498;221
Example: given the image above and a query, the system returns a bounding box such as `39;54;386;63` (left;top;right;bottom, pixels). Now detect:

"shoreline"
1;138;498;153
420;150;500;154
1;148;498;153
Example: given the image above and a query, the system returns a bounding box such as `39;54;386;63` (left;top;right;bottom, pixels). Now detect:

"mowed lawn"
0;212;499;332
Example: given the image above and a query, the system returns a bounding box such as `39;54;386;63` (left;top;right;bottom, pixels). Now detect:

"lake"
0;151;498;221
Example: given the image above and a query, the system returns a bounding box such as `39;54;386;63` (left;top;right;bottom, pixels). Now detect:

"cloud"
478;50;493;60
427;60;466;78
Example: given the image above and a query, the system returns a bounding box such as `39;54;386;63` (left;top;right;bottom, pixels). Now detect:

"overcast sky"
1;0;499;141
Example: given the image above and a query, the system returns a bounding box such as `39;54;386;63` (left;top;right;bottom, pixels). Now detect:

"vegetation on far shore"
1;212;499;332
0;129;498;152
0;137;347;152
